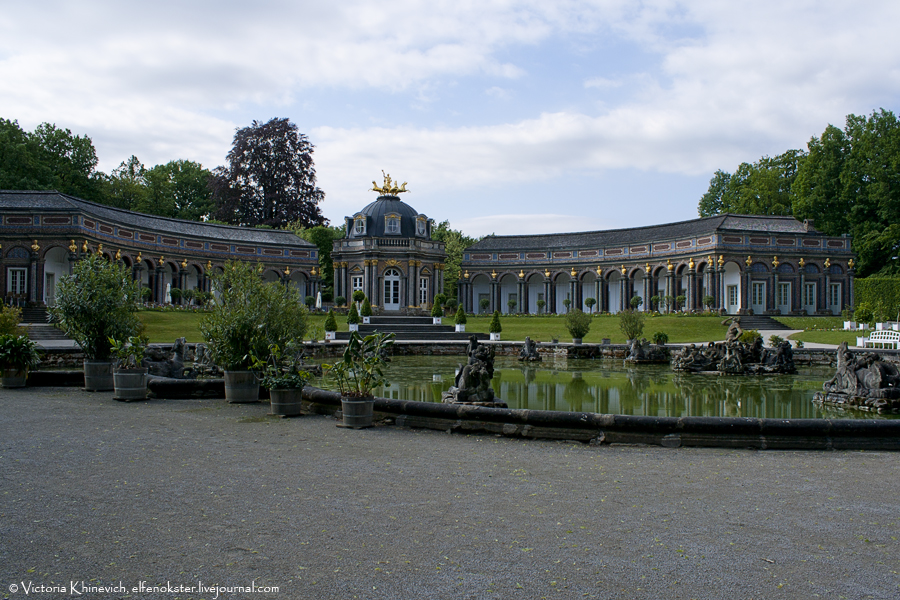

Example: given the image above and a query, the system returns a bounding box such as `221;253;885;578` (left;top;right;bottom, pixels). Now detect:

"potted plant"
479;298;490;314
109;335;149;401
170;287;182;305
325;331;395;428
348;303;361;332
51;253;142;392
454;304;467;332
489;310;502;341
0;334;41;388
252;343;311;417
361;297;373;324
652;331;669;345
431;302;442;324
334;296;346;308
324;309;338;341
352;290;366;310
536;299;546;314
565;308;591;344
199;261;308;403
584;297;596;313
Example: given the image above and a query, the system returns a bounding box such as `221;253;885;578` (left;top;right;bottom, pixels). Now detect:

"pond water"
312;355;898;420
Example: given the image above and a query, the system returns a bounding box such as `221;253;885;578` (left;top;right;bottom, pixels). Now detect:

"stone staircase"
20;306;51;323
22;324;74;343
737;315;793;332
334;315;488;342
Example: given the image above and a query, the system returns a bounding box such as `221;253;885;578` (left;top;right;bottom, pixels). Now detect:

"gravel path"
2;387;898;600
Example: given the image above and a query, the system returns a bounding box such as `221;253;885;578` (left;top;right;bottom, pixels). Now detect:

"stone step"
20;307;50;323
334;331;487;342
358;324;456;333
738;316;793;331
23;324;73;341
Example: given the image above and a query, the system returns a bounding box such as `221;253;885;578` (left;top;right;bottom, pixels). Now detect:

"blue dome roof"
350;195;426;238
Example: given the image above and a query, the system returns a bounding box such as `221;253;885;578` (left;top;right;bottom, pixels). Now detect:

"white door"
45;272;56;306
727;285;739;314
803;282;816;314
777;282;791;314
383;268;401;311
751;281;765;314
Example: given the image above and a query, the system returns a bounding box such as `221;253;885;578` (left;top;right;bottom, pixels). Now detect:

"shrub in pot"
352;290;366;307
109;335;149;401
431;302;442;324
652;331;669;345
565;308;591;344
0;305;24;336
199;261;308;403
252;343;311;417
325;331;395;428
324;309;338;340
489;310;502;341
454;304;467;332
334;296;346;308
361;297;373;323
51;253;141;392
347;303;361;331
0;334;41;388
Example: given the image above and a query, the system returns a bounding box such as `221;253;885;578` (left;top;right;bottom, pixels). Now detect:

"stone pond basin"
22;341;900;451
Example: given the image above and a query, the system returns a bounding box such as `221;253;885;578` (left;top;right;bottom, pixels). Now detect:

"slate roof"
350;195;426;238
0;190;314;247
467;214;820;252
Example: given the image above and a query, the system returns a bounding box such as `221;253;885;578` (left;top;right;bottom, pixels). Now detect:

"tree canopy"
431;220;479;299
699;108;900;277
212;118;326;229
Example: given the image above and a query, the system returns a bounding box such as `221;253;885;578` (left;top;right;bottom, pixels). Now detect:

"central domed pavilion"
331;175;446;313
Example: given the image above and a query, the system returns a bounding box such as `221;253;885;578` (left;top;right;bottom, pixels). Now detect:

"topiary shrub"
565;308;592;340
361;297;373;317
455;304;467;325
305;295;315;308
479;298;490;313
630;295;643;310
347;303;360;325
324;309;338;332
489;310;502;333
431;303;442;317
334;296;346;307
352;290;366;305
584;297;597;313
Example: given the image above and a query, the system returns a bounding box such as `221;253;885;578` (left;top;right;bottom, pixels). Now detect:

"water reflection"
312;356;897;420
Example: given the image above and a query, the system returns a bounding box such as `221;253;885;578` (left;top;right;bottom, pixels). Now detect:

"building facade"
0;190;322;306
331;181;446;313
458;214;855;316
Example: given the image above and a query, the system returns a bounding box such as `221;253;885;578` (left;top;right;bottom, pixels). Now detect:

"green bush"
479;298;490;313
630;296;643;309
305;295;315;308
739;329;762;344
0;305;23;336
768;334;784;346
198;261;308;370
565;308;592;339
536;299;546;314
584;297;597;313
618;309;645;341
352;290;366;304
0;334;41;372
652;331;669;345
51;253;141;360
855;277;900;321
455;304;467;325
431;303;442;317
361;297;373;317
489;310;502;333
348;303;361;325
854;305;874;324
324;309;338;332
334;296;346;307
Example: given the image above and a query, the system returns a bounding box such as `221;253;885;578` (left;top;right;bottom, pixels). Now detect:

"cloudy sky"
3;1;898;237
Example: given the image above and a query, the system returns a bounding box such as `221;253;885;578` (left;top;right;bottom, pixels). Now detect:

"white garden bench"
864;329;900;349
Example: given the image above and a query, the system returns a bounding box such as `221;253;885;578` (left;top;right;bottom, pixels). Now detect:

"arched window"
385;216;400;234
354;217;366;235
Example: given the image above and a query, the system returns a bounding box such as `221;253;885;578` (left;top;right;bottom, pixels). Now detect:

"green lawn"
138;309;732;344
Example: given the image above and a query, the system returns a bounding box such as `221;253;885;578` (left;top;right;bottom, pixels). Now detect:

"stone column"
546;277;555;314
848;266;855;311
29;246;40;303
490;279;499;313
517;277;525;315
409;260;418;306
687;267;696;311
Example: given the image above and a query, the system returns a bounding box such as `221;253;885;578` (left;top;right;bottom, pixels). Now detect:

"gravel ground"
1;387;899;600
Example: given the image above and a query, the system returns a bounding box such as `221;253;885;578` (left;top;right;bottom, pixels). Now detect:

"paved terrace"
2;387;898;599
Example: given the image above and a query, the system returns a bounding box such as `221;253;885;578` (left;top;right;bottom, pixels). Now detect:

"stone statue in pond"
672;336;795;375
814;342;900;413
624;337;669;364
518;336;542;362
442;336;508;407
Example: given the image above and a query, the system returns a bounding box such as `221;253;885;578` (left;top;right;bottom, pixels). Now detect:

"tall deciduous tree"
793;109;900;276
102;155;147;210
698;150;806;217
213;118;326;228
431;220;479;299
291;223;345;297
140;160;214;221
